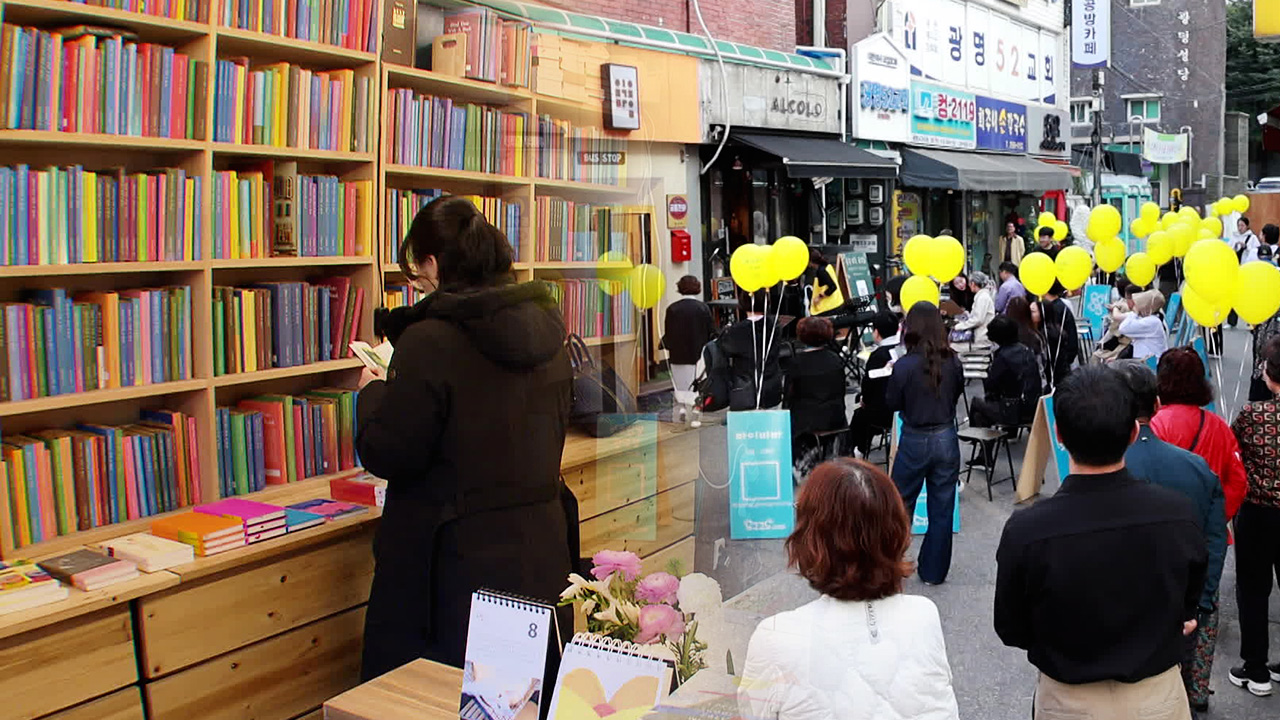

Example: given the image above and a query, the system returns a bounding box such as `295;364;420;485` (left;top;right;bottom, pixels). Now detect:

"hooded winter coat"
356;282;574;680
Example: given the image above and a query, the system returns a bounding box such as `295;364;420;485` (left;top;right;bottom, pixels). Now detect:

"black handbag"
565;334;638;437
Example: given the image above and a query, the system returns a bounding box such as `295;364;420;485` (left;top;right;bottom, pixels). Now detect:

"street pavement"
685;326;1280;720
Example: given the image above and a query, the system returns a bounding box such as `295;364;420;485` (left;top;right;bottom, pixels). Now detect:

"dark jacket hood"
378;283;565;370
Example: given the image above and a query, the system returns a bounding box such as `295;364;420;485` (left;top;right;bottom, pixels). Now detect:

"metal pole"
1180;125;1194;189
1091;70;1105;206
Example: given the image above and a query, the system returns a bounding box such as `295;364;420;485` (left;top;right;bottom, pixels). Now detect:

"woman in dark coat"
356;196;574;680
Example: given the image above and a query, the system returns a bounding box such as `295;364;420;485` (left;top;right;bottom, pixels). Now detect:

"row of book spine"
2;408;201;548
383;283;427;311
546;279;634;340
1;164;203;266
220;0;378;53
384;189;520;263
0;285;192;402
213;58;370;152
211;163;372;259
217;388;356;497
0;25;207;139
534;198;634;263
536;115;627;186
65;0;208;22
212;277;363;375
442;8;533;87
386;89;528;176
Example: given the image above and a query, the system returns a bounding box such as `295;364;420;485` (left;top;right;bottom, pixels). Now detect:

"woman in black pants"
885;302;964;585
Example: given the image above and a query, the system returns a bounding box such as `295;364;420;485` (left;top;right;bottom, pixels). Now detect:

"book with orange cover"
151;511;244;546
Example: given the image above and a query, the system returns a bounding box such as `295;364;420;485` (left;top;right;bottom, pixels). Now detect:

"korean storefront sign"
1071;0;1110;68
1175;11;1190;84
911;80;976;149
975;96;1027;152
888;0;1060;105
1027;105;1068;157
1142;128;1189;164
851;34;912;143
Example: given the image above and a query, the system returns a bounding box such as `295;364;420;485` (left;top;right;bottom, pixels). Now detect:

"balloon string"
749;301;759;411
1232;333;1250;417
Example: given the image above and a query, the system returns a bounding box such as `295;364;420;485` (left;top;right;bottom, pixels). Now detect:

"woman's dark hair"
1266;336;1280;384
1004;296;1043;351
1157;346;1214;408
1114;276;1132;298
796;316;834;347
677;275;701;296
1046;280;1067;297
988;315;1019;347
1263;223;1279;245
809;249;827;266
397;196;514;290
787;458;912;602
871;311;899;340
902;301;953;391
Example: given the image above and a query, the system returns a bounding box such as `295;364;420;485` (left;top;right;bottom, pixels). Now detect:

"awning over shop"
900;147;1072;191
733;133;899;179
1039;157;1082;177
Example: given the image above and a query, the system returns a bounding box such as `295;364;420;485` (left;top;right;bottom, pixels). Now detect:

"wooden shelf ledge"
385;65;533;106
0;261;203;278
212;143;375;162
383;164;531;188
0;379;207;418
212;359;364;387
215;25;377;68
0;130;205;151
210;256;375;269
2;0;210;43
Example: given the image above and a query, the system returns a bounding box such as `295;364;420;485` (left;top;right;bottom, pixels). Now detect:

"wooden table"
323;659;462;720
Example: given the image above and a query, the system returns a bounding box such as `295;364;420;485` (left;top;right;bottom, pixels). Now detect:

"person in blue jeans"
886;301;965;585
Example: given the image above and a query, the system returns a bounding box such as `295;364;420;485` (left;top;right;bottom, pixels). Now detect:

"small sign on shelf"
577;151;627;165
602;63;641;131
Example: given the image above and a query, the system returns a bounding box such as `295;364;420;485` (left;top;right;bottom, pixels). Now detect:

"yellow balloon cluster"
1087;205;1123;243
1176;238;1280;328
903;235;964;283
1019;253;1056;296
1055;246;1094;291
1211;194;1250;216
728;237;810;292
1125;252;1156;287
901;275;941;308
1095;237;1127;273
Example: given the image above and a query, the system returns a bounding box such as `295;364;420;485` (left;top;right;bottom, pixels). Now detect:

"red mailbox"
671;229;691;263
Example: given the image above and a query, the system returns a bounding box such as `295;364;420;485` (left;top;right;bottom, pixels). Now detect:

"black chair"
958;426;1016;501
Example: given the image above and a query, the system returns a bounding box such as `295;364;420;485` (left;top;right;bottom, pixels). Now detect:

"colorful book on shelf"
546;279;635;340
151;512;246;555
284;507;325;532
195;498;285;530
0;561;69;613
329;472;385;507
212;279;360;374
57;0;208;22
0;24;206;138
37;548;138;591
386;90;529;175
212;58;370;152
286;497;366;521
535;115;628;186
441;9;531;87
533;200;639;264
95;532;195;572
221;0;378;53
384;189;520;264
218;389;357;496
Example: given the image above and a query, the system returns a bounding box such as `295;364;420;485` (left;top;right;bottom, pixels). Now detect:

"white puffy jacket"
738;594;959;720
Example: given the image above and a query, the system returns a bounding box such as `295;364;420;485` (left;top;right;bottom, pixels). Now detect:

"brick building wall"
553;0;797;53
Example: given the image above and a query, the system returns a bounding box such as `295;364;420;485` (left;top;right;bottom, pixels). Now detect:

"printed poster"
728;411;794;540
1080;284;1112;338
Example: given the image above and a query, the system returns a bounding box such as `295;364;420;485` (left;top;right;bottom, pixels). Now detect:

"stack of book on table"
151;512;245;556
0;562;69;614
195;499;287;544
95;533;195;572
38;549;138;591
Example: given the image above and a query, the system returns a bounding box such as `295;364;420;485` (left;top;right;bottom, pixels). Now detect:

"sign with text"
839;251;876;301
888;0;1061;105
727;411;795;540
1142;129;1189;164
851;34;912;143
1071;0;1110;68
666;194;688;228
1080;284;1112;338
579;151;627;165
975;96;1028;152
700;61;841;137
911;81;976;149
1028;105;1068;157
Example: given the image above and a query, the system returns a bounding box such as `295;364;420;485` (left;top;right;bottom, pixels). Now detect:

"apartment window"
1126;98;1161;122
1070;100;1093;125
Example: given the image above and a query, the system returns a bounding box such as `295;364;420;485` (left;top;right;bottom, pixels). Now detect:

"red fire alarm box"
671;230;691;263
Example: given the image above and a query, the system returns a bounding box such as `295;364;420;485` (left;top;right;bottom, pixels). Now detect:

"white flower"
581;598;597;617
616;600;642;626
593;603;622;626
677;573;723;617
560;573;594;601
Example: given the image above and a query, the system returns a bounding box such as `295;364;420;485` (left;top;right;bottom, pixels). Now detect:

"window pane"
1149;100;1160;119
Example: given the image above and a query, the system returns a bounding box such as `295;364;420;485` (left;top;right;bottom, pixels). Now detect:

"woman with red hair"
739;458;959;720
1150;347;1248;520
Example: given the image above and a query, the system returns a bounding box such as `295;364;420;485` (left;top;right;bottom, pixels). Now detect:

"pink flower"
634;572;680;605
590;550;642;582
635;603;685;644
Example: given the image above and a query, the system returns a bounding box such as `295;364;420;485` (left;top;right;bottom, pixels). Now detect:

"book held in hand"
95;533;195;572
37;549;139;591
349;341;393;373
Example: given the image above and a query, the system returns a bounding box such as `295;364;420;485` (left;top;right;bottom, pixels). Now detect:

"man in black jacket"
1040;281;1079;390
995;365;1207;719
848;311;900;457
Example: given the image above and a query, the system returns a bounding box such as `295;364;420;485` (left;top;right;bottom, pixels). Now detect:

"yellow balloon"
1055;245;1094;291
1140;201;1161;222
1234;261;1280;324
900;274;940;308
756;244;782;288
1131;217;1153;240
1212;199;1229;217
1168;223;1195;258
903;235;935;276
1020;253;1057;296
1182;282;1231;328
1178;206;1200;222
1234;194;1251;214
1146;230;1174;266
1125;252;1157;287
730;244;765;292
597;251;634;295
1088;205;1123;242
1095;237;1127;273
1161;211;1180;230
1038;211;1057;228
1200;217;1223;238
1053;221;1069;241
1184;239;1239;303
1197;228;1218;241
929;236;965;283
628;264;665;309
772;236;810;281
